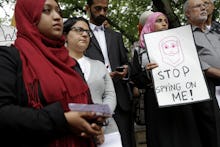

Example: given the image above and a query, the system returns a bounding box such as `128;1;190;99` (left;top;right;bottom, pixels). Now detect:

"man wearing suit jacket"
85;0;136;147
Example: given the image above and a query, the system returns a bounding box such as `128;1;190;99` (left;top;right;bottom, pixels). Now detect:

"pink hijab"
139;12;167;48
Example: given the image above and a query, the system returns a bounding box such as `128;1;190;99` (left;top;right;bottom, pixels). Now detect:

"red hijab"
14;0;91;109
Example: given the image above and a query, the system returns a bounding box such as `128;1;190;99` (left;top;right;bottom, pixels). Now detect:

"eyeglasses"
204;1;211;7
70;26;93;37
94;6;108;12
191;3;206;9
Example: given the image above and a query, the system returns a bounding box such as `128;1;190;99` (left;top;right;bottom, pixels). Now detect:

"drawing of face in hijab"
159;36;184;67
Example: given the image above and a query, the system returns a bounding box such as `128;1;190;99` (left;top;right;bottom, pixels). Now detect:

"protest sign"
143;25;210;107
0;25;17;46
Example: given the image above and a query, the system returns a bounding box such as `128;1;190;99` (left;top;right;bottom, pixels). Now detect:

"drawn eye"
172;44;176;48
164;45;168;49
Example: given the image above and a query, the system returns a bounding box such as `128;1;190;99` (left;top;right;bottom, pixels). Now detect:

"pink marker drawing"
159;36;184;67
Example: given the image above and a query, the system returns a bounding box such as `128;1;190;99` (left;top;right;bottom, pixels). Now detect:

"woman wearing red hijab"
0;0;104;146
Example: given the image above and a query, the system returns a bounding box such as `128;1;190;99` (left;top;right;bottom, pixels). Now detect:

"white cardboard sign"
0;25;17;46
144;25;210;107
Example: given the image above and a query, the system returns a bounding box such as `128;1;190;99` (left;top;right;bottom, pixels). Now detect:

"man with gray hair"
184;0;220;146
183;0;207;30
201;0;220;33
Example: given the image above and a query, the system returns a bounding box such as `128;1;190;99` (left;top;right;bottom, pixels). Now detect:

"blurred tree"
59;0;152;47
152;0;181;28
1;0;220;48
0;0;15;25
59;0;220;49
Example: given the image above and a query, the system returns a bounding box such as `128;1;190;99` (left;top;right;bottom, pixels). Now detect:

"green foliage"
59;0;153;48
60;0;87;17
1;0;220;49
108;0;152;44
58;0;220;51
213;1;220;22
0;0;16;25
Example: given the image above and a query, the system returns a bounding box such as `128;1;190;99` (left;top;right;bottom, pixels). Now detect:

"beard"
199;11;208;21
90;10;107;26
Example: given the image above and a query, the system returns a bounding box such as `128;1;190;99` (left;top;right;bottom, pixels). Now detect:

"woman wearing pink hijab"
131;12;202;147
139;12;168;49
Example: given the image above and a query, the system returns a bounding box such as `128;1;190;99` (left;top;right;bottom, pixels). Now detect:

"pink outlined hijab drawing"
159;36;184;67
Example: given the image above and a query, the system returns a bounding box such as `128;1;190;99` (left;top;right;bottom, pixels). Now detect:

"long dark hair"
87;0;93;6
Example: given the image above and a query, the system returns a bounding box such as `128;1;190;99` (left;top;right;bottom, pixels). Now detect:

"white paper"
143;25;210;107
68;103;112;117
98;132;122;147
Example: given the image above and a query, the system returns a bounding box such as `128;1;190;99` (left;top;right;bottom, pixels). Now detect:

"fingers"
115;70;127;78
79;123;103;138
93;128;105;145
75;123;102;138
81;111;96;119
91;123;102;132
96;115;108;122
94;134;105;145
64;111;103;137
81;123;102;138
122;65;128;75
109;71;116;78
79;112;103;134
111;65;128;79
122;64;128;70
146;63;158;70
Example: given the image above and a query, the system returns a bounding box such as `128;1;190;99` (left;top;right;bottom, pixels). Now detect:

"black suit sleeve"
118;33;129;66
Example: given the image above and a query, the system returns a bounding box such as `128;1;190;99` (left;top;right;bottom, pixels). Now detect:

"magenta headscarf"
139;12;167;48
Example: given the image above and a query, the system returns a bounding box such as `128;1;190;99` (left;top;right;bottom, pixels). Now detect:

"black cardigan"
0;46;80;146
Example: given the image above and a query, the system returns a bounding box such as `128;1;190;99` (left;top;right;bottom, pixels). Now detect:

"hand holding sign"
146;62;158;70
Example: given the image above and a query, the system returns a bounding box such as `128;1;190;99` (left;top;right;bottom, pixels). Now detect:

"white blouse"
77;56;90;81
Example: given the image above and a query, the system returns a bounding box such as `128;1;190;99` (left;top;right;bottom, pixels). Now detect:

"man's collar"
191;25;200;31
191;24;209;33
89;23;105;31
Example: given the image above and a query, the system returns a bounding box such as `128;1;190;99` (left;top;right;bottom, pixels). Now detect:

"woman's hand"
64;111;103;137
145;63;158;70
